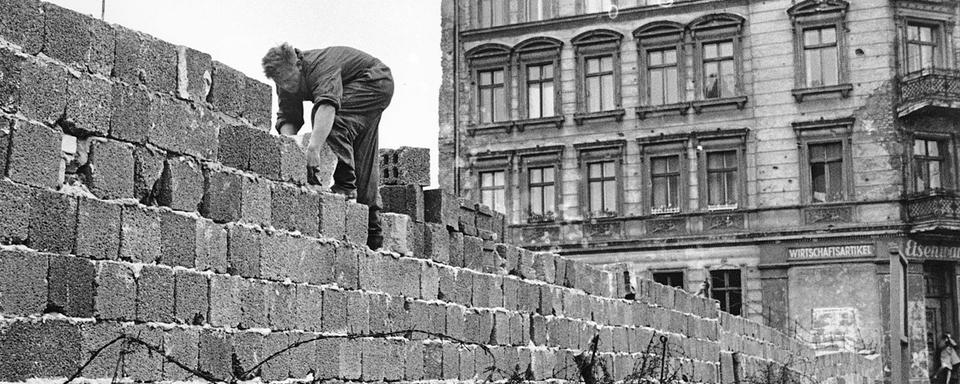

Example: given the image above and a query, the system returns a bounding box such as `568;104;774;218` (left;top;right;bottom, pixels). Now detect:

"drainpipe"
452;0;461;195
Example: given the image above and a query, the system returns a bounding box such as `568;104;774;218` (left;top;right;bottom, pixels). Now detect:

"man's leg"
325;114;360;196
353;112;383;249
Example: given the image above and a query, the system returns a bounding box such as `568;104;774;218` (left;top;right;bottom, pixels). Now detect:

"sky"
47;0;443;186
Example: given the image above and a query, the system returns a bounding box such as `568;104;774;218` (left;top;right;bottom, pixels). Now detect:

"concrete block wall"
0;1;879;383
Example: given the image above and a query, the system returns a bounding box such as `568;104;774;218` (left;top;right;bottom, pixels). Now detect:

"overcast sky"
48;0;442;185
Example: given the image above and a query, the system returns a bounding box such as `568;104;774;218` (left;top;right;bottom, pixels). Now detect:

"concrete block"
176;46;211;103
217;124;253;170
463;235;483;271
116;30;177;93
133;145;164;203
423;341;443;380
64;74;112;137
288;331;318;379
29;189;77;255
261;332;291;381
120;204;161;263
403;340;424;380
271;182;319;236
0;319;83;380
0;49;68;124
458;198;478;236
294;284;323;332
226;223;261;278
174;269;208;325
229;331;263;380
322;288;348;333
555;254;567;288
345;200;369;245
78;322;124;378
84;139;135;200
238;279;268;329
534;252;557;283
518;280;540;314
152;96;218;160
195;219;228;273
208;274;241;328
0;249;47;316
0;180;31;243
497;243;520;276
420;261;440;300
135;264;174;322
398;257;423;298
448;229;464;267
442;342;459;379
7;119;60;188
477;309;494;344
361;338;388;381
379;146;430;186
0;0;43;54
209;61;244;117
502;276;519;311
381;184;424;221
318;192;346;239
333;242;359;289
110;84;157;144
459;345;477;380
519;249;537;279
158;156;204;211
200;168;272;226
260;230;296;281
162;326;200;381
381;212;414;255
267;283;297;331
159;210;197;268
453;269;474;307
424;188;459;229
423;222;450;264
474;203;494;232
244;76;272;128
316;338;361;380
92;261;136;320
75;197;120;260
248;129;306;184
346;290;369;335
198;329;233;380
472;272;492;308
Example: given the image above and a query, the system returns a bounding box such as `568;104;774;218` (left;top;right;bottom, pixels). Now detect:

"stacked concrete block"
380;184;424;222
85;139;136;200
219;124;306;184
64;73;112;137
379;146;430;186
0;0;43;54
114;26;178;93
0;47;69;124
6;118;61;189
176;46;212;103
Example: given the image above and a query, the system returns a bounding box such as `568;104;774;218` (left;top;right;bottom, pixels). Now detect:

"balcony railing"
904;192;960;228
898;68;960;116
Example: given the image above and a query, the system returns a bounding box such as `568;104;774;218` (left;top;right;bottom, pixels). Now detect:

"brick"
29;189;77;254
442;342;459;379
424;188;459;229
448;229;464;267
260;231;295;281
404;340;425;380
267;283;297;331
135;264;174;322
381;184;424;221
345;200;369;245
244;76;272;128
294;284;323;332
316;338;361;380
0;49;68;124
261;332;291;381
198;329;233;380
463;235;483;271
226;223;261;277
7;119;60;189
271;183;319;236
0;180;30;244
0;249;47;315
423;222;450;264
133;145;164;203
110;84;158;144
459;346;477;380
423;341;444;380
158;156;204;211
0;319;82;380
83;138;136;199
420;261;440;300
195;219;228;273
93;261;135;320
209;61;244;117
176;46;212;102
379;146;430;186
78;322;124;378
346;290;369;335
152;96;218;160
208;274;241;328
62;74;113;137
335;243;360;289
0;0;43;54
322;288;348;333
228;332;263;380
120;204;161;263
174;269;208;325
249;130;307;184
159;210;197;268
47;255;95;317
453;269;474;306
318;192;347;239
75;197;120;260
162;327;200;381
238;279;268;329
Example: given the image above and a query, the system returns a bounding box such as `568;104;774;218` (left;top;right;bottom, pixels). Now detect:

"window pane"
528;84;542;118
482;190;493;207
530;186;543;215
667;176;678;206
587;77;601;112
530;168;542;184
493;69;504;84
930;162;943;189
720;60;736;97
811;163;827;202
704;43;718;59
649;50;663;66
920;26;933;42
708;173;722;205
908;45;921;72
652;157;667;174
480;71;492;85
590;181;603;212
479;89;492;123
707;152;723;169
602;74;614;110
667;156;679;172
704;62;720;99
821;27;836;44
653;178;666;208
528;65;540;81
921;46;935;69
494;190;505;212
826;142;842;160
601;56;613;72
603;179;617;211
908;25;919;40
650;69;664;105
544;185;555;214
664;49;676;65
542;81;554;117
544;167;554;183
725;171;738;204
586;58;599;74
543;64;553;79
809;143;826;161
588;162;601;178
804;29;820;47
914;139;926;155
665;68;678;104
720;41;734;57
494;171;505;185
821;47;838;86
493;87;506;122
828;161;843;201
806;49;822;87
603;161;615;177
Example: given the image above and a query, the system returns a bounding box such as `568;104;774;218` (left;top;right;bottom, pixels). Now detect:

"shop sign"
787;244;875;260
902;240;960;260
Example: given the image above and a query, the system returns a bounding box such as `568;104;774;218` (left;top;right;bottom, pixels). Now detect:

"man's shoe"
367;235;383;251
330;186;357;201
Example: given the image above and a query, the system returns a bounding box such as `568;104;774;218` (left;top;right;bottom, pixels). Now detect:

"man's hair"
262;43;298;79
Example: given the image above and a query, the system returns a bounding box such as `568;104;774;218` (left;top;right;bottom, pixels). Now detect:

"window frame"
522;0;558;22
902;19;949;75
696;129;748;211
578;0;615;15
909;132;955;195
514;37;564;127
639;135;689;215
466;44;513;132
652;270;686;289
575;140;625;219
793;118;855;204
689;14;746;110
519;147;564;223
476;0;509;29
634;21;686;111
471;153;514;215
709;269;743;315
572;29;625;123
787;0;852;101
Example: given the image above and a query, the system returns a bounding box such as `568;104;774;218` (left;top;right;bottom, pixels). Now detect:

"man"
262;43;393;250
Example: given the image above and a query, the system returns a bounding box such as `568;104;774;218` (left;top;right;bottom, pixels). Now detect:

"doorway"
926;262;957;383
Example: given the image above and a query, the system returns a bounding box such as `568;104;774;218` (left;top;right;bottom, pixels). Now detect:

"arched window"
688;14;748;112
466;44;512;129
571;29;624;123
787;0;853;102
514;37;564;125
634;22;686;115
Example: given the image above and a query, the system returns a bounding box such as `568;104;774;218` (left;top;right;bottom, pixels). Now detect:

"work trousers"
316;65;393;248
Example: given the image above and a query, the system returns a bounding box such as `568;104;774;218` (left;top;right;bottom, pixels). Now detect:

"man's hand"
278;123;299;136
305;143;323;168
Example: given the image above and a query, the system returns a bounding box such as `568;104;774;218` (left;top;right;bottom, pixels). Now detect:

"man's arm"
305;103;336;167
275;90;305;135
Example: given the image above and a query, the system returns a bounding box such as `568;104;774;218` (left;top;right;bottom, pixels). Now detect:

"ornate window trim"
634;21;689;118
572;29;625;123
518;145;564;223
897;16;954;77
688;13;748;113
792;117;855;204
575;140;625;219
514;37;564;128
694;128;748;211
787;0;852;102
906;130;956;195
469;151;515;216
638;134;690;216
466;43;513;134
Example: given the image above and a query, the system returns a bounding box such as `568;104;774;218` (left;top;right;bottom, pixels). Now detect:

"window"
587;160;617;217
710;269;742;315
808;142;844;203
803;27;839;87
478;69;507;124
527;64;555;118
650;155;681;214
479;170;506;212
466;44;511;129
648;48;680;105
585;56;615;112
525;0;556;22
653;271;685;289
528;166;556;219
706;150;739;209
583;0;612;14
701;41;735;99
914;138;947;192
906;22;939;73
478;0;507;28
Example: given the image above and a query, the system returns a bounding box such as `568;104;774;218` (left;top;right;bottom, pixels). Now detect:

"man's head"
262;43;301;93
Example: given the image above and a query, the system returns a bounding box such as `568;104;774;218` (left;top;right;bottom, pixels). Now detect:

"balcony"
904;192;960;233
898;68;960;117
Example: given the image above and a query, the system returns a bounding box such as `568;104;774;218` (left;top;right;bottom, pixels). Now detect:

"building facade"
439;0;960;382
